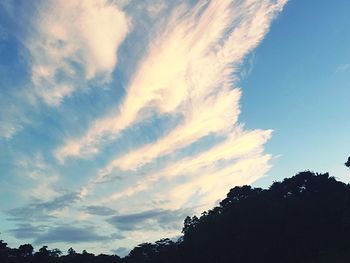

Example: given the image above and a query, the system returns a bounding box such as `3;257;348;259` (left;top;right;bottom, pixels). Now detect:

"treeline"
1;162;350;263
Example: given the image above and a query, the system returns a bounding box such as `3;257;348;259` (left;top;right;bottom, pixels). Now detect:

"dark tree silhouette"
345;156;350;168
0;239;9;263
18;244;33;258
67;247;76;256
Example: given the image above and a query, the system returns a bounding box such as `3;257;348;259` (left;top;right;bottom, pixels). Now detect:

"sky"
0;0;349;257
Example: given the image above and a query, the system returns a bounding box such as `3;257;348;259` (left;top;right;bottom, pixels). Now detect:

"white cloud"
26;0;129;106
55;0;287;164
100;90;242;174
66;2;288;228
55;0;287;217
166;154;272;210
95;128;272;203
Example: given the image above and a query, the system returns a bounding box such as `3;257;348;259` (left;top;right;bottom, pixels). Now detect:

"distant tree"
38;246;50;257
50;248;62;258
0;239;8;249
80;249;96;263
67;247;76;256
34;246;51;263
127;242;155;262
345;156;350;168
182;216;199;235
95;253;121;263
0;239;9;263
18;244;33;258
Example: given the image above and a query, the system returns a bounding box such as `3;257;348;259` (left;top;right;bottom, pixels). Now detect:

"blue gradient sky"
0;0;349;256
241;0;350;186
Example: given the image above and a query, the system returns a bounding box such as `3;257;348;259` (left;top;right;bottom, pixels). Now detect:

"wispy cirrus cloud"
58;0;286;212
55;0;286;164
25;0;129;106
51;5;289;251
95;129;272;204
166;154;272;210
0;0;130;140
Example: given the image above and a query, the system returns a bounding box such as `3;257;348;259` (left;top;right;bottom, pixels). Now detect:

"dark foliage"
2;168;350;263
345;156;350;168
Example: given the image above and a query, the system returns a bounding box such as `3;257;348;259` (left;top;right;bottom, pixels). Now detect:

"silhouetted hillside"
2;170;350;263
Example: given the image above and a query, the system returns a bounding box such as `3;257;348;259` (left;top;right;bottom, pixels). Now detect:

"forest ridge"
1;158;350;263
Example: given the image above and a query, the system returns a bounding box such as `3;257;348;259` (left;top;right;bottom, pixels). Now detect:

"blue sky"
241;0;350;186
0;0;349;257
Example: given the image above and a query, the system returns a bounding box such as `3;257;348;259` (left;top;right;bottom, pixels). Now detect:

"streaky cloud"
83;205;117;216
70;0;287;234
97;129;272;203
34;225;123;245
9;223;46;240
166;154;272;210
55;0;287;166
7;192;80;222
107;208;189;231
